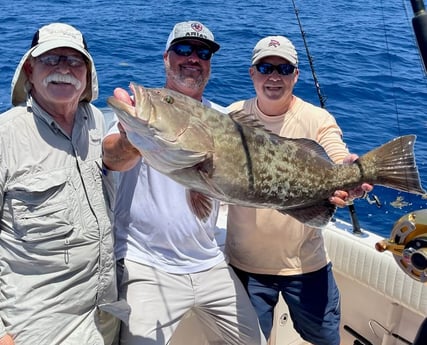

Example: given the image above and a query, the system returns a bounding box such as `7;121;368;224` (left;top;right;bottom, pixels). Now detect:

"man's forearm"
102;133;141;171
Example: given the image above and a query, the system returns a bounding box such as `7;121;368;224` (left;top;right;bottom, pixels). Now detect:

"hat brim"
169;37;220;53
11;43;97;106
252;51;298;67
31;39;91;59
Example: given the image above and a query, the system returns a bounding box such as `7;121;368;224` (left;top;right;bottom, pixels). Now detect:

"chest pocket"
8;171;73;243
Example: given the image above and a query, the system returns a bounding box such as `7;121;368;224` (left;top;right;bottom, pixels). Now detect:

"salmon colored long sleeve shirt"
225;96;349;275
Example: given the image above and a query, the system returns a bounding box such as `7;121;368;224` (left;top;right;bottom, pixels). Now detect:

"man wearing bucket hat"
225;35;372;345
102;21;265;345
0;23;119;344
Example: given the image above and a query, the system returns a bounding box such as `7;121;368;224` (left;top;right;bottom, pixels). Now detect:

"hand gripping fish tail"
107;83;425;229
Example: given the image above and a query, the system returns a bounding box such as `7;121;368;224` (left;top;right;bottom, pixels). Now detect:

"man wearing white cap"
102;21;265;345
0;23;119;344
225;36;371;345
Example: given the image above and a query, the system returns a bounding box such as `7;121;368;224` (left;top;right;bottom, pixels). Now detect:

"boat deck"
170;205;427;344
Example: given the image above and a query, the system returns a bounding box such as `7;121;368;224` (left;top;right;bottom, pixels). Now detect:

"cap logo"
268;39;281;48
191;22;203;32
184;23;208;39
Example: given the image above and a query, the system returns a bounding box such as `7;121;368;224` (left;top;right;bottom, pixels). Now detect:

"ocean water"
0;0;426;237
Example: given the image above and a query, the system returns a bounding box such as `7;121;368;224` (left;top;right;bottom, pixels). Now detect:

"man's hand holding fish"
103;87;141;172
329;153;374;207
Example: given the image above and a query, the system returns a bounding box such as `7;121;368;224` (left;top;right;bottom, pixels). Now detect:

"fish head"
133;83;193;142
107;83;191;143
106;83;212;173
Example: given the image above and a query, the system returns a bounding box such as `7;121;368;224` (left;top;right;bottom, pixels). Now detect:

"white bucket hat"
11;22;98;106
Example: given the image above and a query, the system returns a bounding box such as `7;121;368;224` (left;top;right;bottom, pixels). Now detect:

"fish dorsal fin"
228;110;274;132
229;110;333;164
282;137;334;163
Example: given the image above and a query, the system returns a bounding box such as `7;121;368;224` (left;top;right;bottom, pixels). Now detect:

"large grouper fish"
107;83;426;228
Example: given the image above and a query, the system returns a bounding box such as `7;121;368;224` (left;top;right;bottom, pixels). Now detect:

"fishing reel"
375;210;427;282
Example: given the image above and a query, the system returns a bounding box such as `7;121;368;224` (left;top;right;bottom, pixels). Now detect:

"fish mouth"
106;95;137;119
106;91;142;136
106;83;154;137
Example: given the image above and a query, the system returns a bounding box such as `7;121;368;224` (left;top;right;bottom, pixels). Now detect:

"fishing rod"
290;0;327;108
410;0;427;73
290;0;363;233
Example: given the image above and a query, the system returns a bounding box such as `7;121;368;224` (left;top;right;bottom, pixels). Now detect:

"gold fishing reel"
375;210;427;282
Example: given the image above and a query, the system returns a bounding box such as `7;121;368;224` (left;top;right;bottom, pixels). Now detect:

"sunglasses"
254;63;296;76
36;54;86;68
169;43;213;61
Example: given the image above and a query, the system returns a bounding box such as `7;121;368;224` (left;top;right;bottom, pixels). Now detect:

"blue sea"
1;0;426;238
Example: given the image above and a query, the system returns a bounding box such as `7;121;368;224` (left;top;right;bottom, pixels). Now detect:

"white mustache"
43;73;82;90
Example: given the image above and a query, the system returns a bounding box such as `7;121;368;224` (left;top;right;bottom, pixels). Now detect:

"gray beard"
165;65;209;91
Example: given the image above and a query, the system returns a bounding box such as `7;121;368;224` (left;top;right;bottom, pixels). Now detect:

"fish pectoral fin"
174;149;210;168
281;201;337;228
197;164;228;199
155;148;209;171
186;190;213;221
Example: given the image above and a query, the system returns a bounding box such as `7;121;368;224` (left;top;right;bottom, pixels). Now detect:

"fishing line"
380;0;403;137
384;0;427;206
379;2;409;202
290;0;362;232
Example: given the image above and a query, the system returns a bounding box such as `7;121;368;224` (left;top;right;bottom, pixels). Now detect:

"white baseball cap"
251;36;298;66
165;21;220;53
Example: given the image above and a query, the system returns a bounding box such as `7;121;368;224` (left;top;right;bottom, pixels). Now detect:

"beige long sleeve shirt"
0;98;118;344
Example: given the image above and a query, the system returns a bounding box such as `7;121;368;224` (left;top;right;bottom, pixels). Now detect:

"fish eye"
164;95;174;104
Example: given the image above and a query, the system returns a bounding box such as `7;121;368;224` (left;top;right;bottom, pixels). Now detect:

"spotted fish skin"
107;83;425;227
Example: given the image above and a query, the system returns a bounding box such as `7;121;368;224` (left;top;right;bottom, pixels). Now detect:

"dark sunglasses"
169;43;213;61
254;63;296;76
36;54;86;68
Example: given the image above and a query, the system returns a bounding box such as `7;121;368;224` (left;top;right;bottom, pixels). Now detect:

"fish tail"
359;135;426;195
